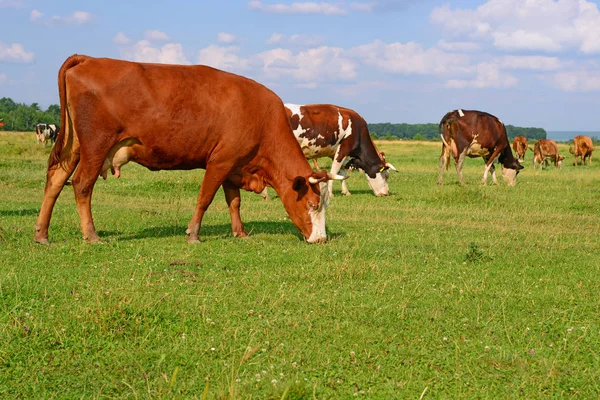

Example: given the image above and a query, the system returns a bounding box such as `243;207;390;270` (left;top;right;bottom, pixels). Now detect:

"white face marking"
501;167;518;186
306;183;329;243
366;171;390;196
458;109;465;117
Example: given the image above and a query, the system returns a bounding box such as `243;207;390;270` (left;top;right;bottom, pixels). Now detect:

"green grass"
1;132;600;398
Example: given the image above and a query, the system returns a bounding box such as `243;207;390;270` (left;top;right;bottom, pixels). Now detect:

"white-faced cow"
35;123;58;146
283;103;396;197
569;135;593;166
437;109;523;186
530;139;564;169
34;55;346;245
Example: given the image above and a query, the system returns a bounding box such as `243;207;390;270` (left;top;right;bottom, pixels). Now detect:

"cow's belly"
467;141;490;158
299;141;337;160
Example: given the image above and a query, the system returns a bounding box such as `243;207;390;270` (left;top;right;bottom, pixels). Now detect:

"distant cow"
512;136;528;161
530;139;564;169
284;103;397;197
437;109;523;186
0;119;5;129
35;123;58;145
569;135;593;166
34;55;346;245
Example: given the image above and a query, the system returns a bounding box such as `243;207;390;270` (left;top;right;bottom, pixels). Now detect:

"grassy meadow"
1;131;600;398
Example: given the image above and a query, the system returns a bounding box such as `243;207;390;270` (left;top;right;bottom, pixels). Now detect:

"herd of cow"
30;55;594;245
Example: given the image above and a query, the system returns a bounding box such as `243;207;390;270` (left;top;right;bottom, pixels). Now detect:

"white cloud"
0;0;22;8
30;9;43;22
113;32;131;45
267;33;325;48
350;2;372;12
547;69;600;92
431;0;600;54
121;40;190;65
350;39;471;76
445;62;518;89
32;10;93;26
217;32;237;44
144;30;170;41
436;40;480;53
0;42;34;63
256;46;357;82
197;45;248;71
248;1;347;15
499;55;563;71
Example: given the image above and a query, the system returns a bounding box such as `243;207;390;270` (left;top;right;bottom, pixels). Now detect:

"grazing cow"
0;119;5;129
512;136;528;161
569;135;593;166
437;109;523;186
283;103;397;197
530;139;564;169
34;55;346;245
35;123;58;145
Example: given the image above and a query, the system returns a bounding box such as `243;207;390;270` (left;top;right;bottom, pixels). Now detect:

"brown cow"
0;119;5;129
284;103;396;197
437;109;523;186
34;55;345;245
512;136;528;161
530;139;564;169
569;135;593;166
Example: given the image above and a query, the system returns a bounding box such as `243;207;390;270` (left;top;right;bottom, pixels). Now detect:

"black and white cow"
35;123;58;146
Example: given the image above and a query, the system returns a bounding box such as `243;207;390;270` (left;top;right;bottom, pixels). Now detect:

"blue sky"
2;0;600;131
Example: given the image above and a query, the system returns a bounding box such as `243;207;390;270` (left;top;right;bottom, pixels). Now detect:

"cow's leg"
70;155;107;243
328;155;346;197
455;148;468;185
339;169;350;196
437;146;449;185
34;155;80;244
223;181;248;238
186;166;228;243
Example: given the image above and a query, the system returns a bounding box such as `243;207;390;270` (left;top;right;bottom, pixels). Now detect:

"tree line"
0;96;547;142
368;122;547;141
0;97;60;131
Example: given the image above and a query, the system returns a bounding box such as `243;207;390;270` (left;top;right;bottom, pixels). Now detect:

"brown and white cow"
35;123;58;145
283;103;396;197
34;55;346;245
569;135;593;166
437;109;523;186
530;139;564;169
512;136;528;161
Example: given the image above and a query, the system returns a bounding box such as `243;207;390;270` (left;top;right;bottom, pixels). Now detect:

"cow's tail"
49;54;87;169
438;112;453;149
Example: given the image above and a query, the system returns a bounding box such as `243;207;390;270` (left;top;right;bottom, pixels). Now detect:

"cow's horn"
386;162;398;172
308;176;325;184
328;173;348;181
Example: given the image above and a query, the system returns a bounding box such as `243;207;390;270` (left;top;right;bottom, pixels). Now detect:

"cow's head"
557;155;565;168
348;156;397;197
285;170;345;243
501;158;524;186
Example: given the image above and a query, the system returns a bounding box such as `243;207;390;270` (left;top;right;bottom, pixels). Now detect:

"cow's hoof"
187;235;200;244
33;236;49;245
233;231;249;238
85;236;102;244
342;192;351;196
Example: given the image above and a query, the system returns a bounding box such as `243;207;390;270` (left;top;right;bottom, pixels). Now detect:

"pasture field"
1;131;600;399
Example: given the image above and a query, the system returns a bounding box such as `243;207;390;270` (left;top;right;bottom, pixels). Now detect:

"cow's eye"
308;202;318;210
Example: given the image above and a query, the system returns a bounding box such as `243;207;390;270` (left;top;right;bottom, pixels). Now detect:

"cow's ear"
292;176;307;192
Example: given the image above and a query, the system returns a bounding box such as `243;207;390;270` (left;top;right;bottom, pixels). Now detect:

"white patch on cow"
337;111;352;143
366;170;390;197
306;183;329;243
501;167;518;186
467;139;490;157
458;109;465;117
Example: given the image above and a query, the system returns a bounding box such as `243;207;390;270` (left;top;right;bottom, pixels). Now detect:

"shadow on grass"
103;220;346;242
0;208;39;217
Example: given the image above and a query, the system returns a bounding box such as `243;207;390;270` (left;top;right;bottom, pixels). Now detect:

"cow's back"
65;57;291;169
